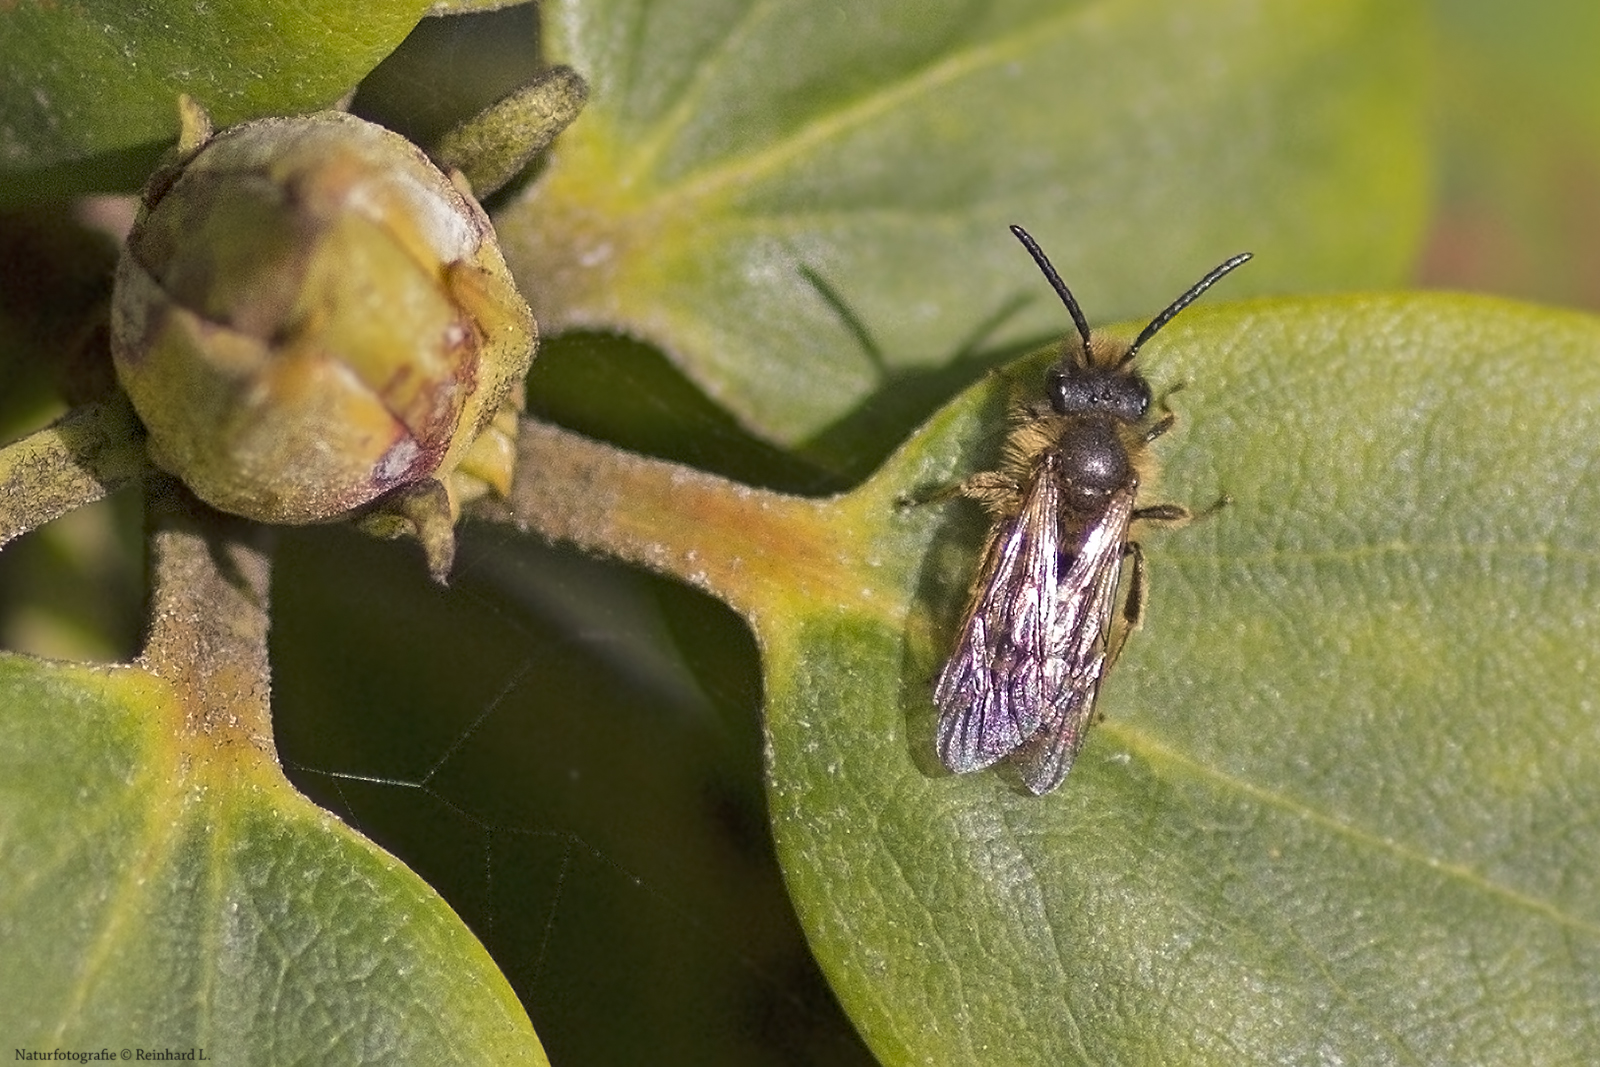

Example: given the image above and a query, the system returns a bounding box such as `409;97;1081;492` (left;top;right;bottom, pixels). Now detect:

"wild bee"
932;225;1250;794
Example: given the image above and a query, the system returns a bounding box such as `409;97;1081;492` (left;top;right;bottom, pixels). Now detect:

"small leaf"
500;0;1429;448
433;66;589;198
0;654;548;1064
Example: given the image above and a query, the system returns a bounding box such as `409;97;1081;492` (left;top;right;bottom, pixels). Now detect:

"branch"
0;398;147;548
484;417;874;626
139;479;276;762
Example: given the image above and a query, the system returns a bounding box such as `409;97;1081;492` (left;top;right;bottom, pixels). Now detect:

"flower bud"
111;109;534;526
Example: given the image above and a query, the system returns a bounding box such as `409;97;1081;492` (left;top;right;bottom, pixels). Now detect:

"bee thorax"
1053;420;1133;500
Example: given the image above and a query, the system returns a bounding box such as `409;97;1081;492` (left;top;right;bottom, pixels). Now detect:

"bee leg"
1133;502;1190;523
1133;494;1231;527
1113;494;1229;665
1145;411;1176;443
899;470;1019;508
1145;383;1189;442
898;482;961;507
1106;540;1147;670
957;470;1022;494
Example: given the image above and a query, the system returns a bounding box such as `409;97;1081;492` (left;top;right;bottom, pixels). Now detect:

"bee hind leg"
1110;493;1230;668
1106;540;1147;671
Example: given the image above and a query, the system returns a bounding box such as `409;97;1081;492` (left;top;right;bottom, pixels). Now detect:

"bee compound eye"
1049;370;1096;415
1122;375;1153;420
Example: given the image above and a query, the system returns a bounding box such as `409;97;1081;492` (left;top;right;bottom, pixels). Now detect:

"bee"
932;225;1250;794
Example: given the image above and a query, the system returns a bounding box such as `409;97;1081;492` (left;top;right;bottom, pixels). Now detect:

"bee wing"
1010;485;1137;795
934;460;1064;773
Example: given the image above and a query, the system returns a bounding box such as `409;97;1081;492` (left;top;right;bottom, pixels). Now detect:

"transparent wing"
1009;485;1136;795
934;456;1065;773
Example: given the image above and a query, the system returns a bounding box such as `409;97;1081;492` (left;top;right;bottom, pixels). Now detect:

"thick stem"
489;417;874;627
139;478;276;763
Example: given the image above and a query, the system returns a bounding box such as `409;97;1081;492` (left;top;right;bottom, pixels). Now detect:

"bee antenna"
1010;224;1093;353
1120;252;1253;367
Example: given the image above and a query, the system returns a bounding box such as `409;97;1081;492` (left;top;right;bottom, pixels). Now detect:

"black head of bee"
1010;224;1252;427
1045;362;1151;422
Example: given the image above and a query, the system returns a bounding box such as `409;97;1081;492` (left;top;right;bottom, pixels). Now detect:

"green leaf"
499;0;1429;451
0;0;433;200
509;293;1600;1062
0;653;548;1064
753;294;1600;1064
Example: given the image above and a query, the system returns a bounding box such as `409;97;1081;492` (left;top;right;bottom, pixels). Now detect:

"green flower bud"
111;108;534;526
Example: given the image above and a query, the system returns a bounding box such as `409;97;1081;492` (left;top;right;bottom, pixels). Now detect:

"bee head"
1046;360;1151;421
1008;224;1253;422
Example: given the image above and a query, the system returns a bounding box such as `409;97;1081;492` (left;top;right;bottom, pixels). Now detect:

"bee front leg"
1144;412;1176;443
1144;383;1191;442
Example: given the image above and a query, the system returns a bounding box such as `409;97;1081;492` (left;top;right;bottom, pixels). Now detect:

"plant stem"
492;417;881;627
0;397;146;548
140;478;277;762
